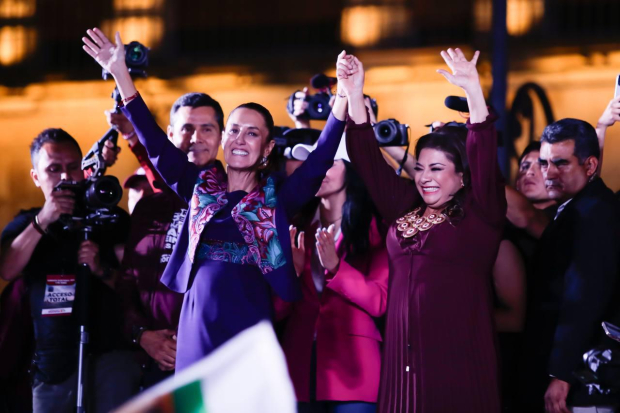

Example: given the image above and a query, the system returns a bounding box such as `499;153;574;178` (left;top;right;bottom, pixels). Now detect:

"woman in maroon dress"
345;49;506;412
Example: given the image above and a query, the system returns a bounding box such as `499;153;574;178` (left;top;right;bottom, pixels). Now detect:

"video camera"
53;140;123;229
287;74;335;121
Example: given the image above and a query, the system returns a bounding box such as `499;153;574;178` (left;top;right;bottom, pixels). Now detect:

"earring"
260;156;268;165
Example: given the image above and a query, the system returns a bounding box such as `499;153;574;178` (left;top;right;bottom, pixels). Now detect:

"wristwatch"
132;325;147;345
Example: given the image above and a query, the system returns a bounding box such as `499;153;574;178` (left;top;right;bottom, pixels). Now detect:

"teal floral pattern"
196;240;258;266
188;165;286;274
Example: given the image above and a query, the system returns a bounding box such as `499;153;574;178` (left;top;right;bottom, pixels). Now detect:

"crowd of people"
1;27;620;413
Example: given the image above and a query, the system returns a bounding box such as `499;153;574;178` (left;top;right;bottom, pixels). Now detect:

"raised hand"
437;48;481;94
102;139;121;167
597;96;620;128
106;110;135;136
82;29;126;78
438;47;488;123
336;51;364;97
316;224;340;274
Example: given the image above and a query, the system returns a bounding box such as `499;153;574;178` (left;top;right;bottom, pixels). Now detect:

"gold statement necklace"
396;207;447;238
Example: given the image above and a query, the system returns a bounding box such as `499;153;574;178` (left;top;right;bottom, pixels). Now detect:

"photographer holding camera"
0;128;140;413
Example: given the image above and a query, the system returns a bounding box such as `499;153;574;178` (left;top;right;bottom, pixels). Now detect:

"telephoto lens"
85;176;123;210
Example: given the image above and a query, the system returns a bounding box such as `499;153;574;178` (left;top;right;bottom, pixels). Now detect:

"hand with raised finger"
437;48;481;94
289;225;306;277
597;95;620;128
102;139;121;167
316;224;340;274
82;28;126;78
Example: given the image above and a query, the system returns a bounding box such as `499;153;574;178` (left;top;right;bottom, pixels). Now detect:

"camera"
102;40;149;80
303;92;332;120
54;176;123;227
374;119;409;147
272;126;322;158
287;73;337;121
287;91;332;121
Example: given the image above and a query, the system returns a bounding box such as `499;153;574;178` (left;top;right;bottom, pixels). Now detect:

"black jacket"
521;177;620;407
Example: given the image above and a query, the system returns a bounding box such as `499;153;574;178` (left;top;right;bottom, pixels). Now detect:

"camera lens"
313;101;326;114
124;41;148;68
85;176;122;209
305;94;331;120
374;120;397;145
96;180;119;203
127;46;144;64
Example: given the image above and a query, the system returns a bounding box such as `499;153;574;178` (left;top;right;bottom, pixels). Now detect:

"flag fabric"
115;321;296;413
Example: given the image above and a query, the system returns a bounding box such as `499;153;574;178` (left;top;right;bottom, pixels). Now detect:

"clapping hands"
316;224;340;274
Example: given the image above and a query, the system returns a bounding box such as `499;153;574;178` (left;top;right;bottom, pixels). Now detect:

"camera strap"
396;128;412;177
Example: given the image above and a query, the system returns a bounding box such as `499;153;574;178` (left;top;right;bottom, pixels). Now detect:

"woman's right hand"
82;29;127;78
336;51;364;98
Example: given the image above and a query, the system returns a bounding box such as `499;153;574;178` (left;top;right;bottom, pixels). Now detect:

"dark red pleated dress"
346;113;506;413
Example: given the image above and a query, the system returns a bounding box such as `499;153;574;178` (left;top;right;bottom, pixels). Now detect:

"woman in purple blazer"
83;28;357;371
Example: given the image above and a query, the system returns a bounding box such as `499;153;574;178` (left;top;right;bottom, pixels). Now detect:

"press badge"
42;275;76;317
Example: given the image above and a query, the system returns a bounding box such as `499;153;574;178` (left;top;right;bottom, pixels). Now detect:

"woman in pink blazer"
276;138;389;413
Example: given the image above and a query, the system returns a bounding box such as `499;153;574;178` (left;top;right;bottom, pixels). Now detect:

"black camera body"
54;175;123;230
287;91;332;121
374;119;409;147
272;126;322;158
303;92;332;120
54;176;123;228
102;41;149;80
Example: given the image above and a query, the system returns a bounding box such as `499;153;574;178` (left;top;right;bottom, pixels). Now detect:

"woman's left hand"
316;224;340;274
437;48;481;94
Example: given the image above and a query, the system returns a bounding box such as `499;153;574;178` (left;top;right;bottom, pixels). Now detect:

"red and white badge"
42;275;76;317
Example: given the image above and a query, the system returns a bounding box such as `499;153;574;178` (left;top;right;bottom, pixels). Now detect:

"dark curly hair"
413;125;469;222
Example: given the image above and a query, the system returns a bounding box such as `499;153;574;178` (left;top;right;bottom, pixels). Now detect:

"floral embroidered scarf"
187;164;286;274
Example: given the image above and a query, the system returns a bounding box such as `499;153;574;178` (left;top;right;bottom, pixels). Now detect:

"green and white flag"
115;321;296;413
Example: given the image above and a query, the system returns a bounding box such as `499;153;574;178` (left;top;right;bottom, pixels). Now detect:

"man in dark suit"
520;118;620;413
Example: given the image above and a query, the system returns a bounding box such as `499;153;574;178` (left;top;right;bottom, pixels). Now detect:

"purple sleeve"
345;118;419;223
122;95;198;203
466;111;507;226
280;113;346;219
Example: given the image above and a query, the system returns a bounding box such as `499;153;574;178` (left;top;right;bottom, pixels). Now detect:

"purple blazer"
122;96;346;301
